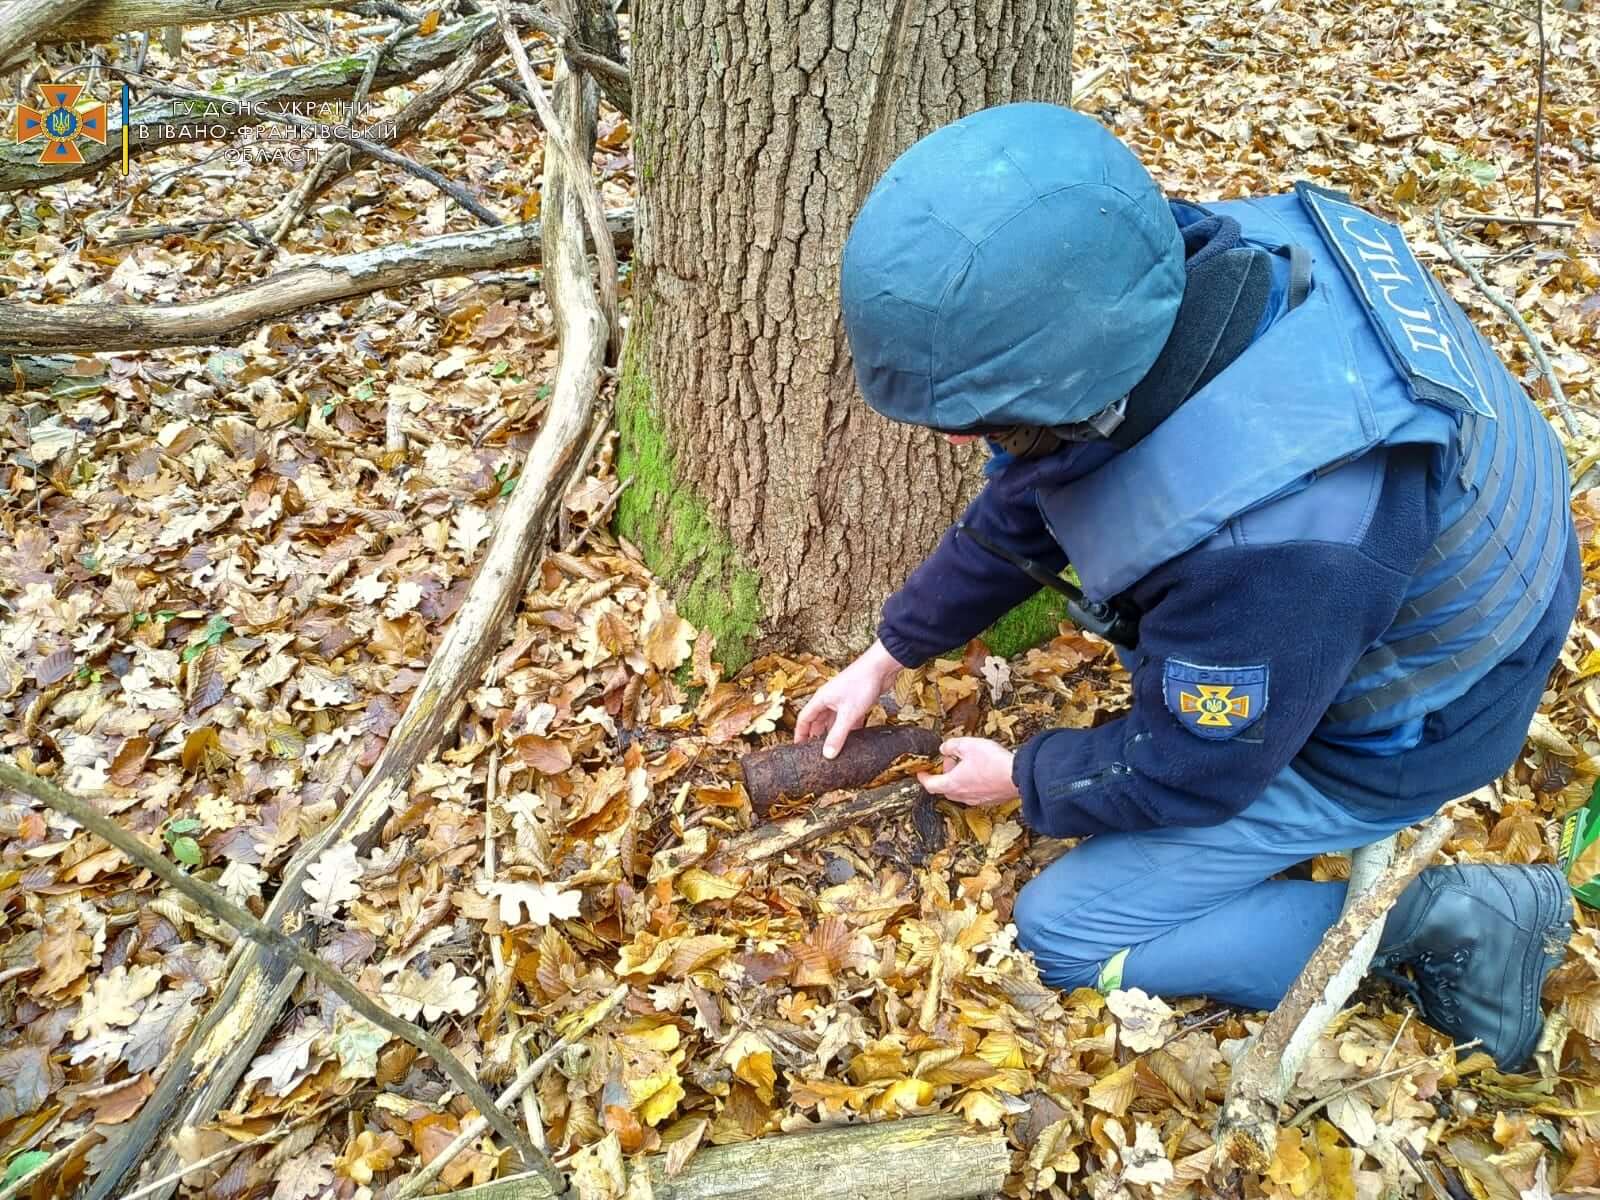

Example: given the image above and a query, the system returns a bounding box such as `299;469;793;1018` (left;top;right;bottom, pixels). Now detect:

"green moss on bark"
614;326;763;673
980;591;1069;658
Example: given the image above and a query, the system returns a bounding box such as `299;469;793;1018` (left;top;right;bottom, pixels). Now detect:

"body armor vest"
1038;184;1572;739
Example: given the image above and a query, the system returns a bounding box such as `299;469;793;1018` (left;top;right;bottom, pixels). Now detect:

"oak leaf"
303;842;362;921
382;963;480;1022
489;880;582;927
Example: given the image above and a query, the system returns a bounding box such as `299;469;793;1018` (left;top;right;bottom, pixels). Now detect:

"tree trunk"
625;1;1076;668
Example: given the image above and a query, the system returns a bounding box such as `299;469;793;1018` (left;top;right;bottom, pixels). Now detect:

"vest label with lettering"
1296;182;1494;418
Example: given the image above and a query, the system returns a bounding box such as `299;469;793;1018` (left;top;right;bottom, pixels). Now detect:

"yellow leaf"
623;1023;681;1053
418;8;440;34
726;1031;776;1103
1086;1061;1136;1116
874;1078;935;1113
975;1031;1026;1070
1268;1122;1356;1200
638;1069;686;1126
954;1090;1008;1127
678;868;741;903
616;933;678;978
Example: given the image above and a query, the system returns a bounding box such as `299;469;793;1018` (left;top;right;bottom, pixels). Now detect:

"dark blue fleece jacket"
879;437;1579;838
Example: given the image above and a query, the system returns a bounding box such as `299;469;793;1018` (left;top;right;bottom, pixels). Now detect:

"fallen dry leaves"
1;0;1598;1196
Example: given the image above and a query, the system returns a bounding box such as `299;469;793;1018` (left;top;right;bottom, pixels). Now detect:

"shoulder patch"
1163;659;1268;741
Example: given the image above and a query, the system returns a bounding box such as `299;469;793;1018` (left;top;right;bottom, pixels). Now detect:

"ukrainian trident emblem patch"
1163;659;1268;741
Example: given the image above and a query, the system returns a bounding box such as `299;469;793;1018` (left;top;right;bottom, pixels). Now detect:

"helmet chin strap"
980;395;1130;458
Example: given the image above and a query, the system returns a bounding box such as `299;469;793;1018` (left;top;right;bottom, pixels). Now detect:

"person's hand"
917;737;1018;807
794;640;904;759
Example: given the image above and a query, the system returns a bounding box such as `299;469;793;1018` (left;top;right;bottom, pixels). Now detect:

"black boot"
1372;864;1572;1070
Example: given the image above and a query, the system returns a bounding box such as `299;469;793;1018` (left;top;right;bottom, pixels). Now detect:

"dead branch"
119;70;503;226
87;44;613;1200
263;23;504;248
1433;207;1577;438
0;759;543;1171
432;1114;1012;1200
0;14;496;191
1272;835;1398;1089
42;0;359;39
0;353;95;394
507;1;630;115
0;0;96;66
394;983;630;1199
711;778;929;868
1459;211;1576;229
1215;814;1454;1171
0;208;633;354
496;2;622;362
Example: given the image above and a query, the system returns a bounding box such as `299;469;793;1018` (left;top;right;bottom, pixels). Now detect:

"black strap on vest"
1286;244;1313;311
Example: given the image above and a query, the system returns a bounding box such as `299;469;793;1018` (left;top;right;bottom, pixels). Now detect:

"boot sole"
1503;864;1574;1070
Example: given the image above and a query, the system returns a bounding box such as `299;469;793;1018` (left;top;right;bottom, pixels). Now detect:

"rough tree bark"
625;1;1076;668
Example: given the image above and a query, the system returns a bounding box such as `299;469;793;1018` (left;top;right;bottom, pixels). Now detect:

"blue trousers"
1012;764;1436;1009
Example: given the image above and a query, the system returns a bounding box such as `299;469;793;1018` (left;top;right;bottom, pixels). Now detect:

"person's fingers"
916;770;950;795
793;695;829;743
822;705;859;759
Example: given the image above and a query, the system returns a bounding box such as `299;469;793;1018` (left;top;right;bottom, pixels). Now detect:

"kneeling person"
795;103;1578;1070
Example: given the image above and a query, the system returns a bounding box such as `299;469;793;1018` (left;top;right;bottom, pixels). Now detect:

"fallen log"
0;13;495;191
36;0;355;40
0;353;96;394
1214;814;1454;1171
19;0;633;115
436;1114;1011;1200
0;208;633;355
89;51;614;1200
0;0;96;66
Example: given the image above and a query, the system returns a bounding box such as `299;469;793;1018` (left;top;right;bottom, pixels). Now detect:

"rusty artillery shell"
740;725;943;815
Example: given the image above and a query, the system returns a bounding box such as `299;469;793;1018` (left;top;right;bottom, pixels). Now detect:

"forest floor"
2;0;1599;1197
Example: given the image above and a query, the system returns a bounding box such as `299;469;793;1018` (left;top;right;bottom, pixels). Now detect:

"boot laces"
1375;947;1470;1025
1412;948;1470;1022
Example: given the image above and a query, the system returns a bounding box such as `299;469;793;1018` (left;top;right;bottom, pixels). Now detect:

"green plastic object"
1560;780;1600;910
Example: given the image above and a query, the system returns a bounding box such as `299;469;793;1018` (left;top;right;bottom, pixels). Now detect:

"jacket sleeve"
1011;539;1415;837
877;465;1068;669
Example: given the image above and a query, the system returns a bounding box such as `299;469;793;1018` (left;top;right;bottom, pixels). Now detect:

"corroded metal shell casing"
740;725;942;815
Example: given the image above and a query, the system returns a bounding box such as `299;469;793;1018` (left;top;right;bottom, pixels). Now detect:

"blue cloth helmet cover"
840;103;1187;431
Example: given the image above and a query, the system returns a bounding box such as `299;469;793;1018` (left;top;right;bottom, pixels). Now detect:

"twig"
1375;1010;1412;1074
1533;0;1547;217
1432;206;1577;438
1286;1038;1480;1129
1399;1141;1454;1200
1458;212;1575;229
562;472;632;554
113;70;503;227
393;982;629;1199
494;3;622;361
97;216;273;249
0;759;549;1181
0;1143;73;1200
266;18;417;250
482;750;549;1152
120;1117;315;1200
